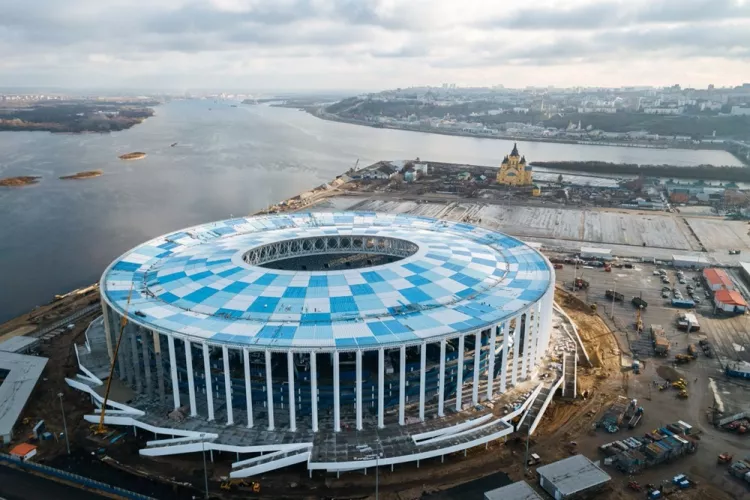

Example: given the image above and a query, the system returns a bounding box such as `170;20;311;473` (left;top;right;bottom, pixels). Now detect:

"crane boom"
96;284;133;433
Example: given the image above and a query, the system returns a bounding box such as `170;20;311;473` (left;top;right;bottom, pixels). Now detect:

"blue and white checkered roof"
102;212;552;350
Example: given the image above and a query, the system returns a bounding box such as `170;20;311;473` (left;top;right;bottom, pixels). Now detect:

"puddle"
656;365;682;381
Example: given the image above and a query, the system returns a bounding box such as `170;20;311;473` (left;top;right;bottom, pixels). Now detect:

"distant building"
484;481;543;500
497;143;533;186
703;268;735;291
714;289;747;313
580;247;613;261
672;255;710;268
731;105;750;116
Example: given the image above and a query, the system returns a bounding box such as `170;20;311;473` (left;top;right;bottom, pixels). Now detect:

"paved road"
0;466;106;500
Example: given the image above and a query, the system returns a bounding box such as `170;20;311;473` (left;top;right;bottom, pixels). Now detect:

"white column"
243;349;253;428
522;310;533;380
222;346;233;425
455;335;465;412
487;325;497;400
203;343;214;421
265;350;274;431
184;340;197;416
167;335;180;409
287;352;296;432
472;332;481;405
310;352;318;432
511;315;521;387
333;351;341;432
377;349;385;429
531;302;542;367
356;350;363;431
438;339;446;417
398;345;406;425
500;322;509;393
419;342;426;421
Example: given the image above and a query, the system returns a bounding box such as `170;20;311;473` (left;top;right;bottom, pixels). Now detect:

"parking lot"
555;261;750;366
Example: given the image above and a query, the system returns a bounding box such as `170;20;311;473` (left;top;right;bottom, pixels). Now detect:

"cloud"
0;0;748;89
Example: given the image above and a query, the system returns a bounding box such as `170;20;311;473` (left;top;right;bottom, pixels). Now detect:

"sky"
1;0;749;91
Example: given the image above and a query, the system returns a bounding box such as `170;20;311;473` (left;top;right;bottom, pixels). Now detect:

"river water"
0;100;741;323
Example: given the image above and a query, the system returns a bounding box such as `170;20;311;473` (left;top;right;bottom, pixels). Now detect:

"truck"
651;324;670;356
606;289;625;302
671;298;695;308
574;278;589;290
632;296;648;309
687;344;698;358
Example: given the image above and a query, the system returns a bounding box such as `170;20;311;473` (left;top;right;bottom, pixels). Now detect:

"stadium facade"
96;212;555;435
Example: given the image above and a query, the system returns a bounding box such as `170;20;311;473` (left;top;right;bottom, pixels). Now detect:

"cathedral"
496;143;533;186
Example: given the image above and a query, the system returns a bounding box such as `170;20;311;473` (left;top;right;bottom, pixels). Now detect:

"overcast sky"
1;0;749;91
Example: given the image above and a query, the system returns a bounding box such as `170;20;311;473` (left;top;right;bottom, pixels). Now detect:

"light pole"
57;392;70;455
201;433;209;499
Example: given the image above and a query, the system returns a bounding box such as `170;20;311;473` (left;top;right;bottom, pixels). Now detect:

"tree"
557;174;564;184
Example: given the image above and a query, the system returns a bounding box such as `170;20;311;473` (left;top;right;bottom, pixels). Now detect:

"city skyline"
1;0;749;90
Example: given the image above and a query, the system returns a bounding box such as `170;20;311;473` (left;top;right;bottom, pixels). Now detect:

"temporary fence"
0;453;155;500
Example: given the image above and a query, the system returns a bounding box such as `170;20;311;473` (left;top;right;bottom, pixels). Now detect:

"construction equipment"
574;278;589;290
675;354;693;364
527;453;541;466
635;307;643;334
687;344;698;359
94;284;134;435
631;296;648;309
718;453;733;464
220;479;260;492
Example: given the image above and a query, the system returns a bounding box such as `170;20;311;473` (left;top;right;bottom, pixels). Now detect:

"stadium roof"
101;212;552;350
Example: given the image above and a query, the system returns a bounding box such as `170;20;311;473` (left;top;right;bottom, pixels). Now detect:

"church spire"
510;142;519;157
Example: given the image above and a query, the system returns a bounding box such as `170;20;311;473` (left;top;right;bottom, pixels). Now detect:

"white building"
672;255;710;268
580;247;613;261
731;106;750;116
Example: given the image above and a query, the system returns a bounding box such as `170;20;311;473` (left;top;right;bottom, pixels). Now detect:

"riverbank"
532;161;750;182
0;176;41;187
59;170;103;181
118;152;146;161
308;108;748;161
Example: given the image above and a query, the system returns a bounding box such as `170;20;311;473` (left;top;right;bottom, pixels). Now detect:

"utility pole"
58;392;70;455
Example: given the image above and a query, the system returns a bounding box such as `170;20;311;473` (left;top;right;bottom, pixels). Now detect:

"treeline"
533;161;750;182
325;97;750;140
0;103;154;133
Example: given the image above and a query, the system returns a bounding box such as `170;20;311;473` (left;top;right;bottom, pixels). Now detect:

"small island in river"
59;170;103;180
119;152;147;161
0;176;41;187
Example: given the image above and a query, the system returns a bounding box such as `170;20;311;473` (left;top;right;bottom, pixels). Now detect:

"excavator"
93;284;133;435
634;307;643;334
220;478;260;492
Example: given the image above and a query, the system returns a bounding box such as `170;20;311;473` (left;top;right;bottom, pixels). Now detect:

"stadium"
68;212;558;476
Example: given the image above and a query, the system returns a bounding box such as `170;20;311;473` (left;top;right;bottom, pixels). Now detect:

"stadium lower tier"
104;300;550;432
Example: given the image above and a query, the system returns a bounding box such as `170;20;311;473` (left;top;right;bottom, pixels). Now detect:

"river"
0;100;741;323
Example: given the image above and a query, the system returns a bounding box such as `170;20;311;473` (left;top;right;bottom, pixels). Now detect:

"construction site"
2;159;750;500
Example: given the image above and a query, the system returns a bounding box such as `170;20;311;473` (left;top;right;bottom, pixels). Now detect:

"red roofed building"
703;268;735;292
714;289;747;313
